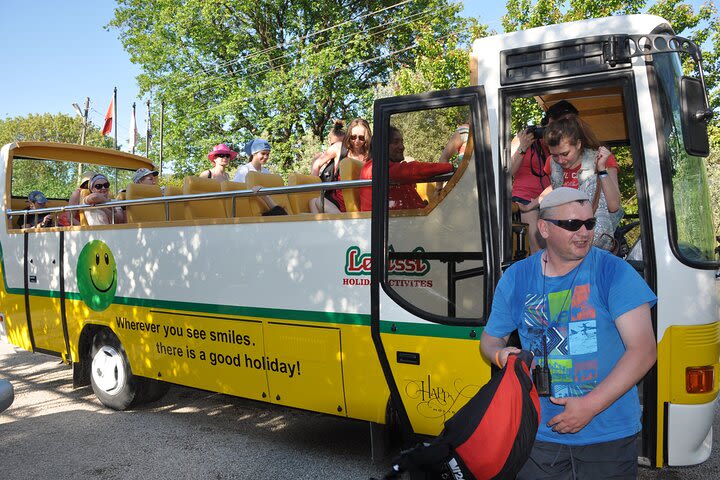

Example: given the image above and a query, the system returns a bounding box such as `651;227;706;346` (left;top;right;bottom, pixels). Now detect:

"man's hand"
547;396;599;434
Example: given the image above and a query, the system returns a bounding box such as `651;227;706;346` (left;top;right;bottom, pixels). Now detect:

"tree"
0;112;113;147
109;0;469;177
0;113;115;199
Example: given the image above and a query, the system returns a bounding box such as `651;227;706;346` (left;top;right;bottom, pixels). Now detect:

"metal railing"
6;173;454;226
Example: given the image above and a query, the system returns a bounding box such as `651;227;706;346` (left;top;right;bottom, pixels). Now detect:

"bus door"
369;87;500;436
24;230;69;357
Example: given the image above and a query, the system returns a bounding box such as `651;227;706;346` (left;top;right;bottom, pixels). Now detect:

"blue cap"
244;138;271;157
28;190;47;204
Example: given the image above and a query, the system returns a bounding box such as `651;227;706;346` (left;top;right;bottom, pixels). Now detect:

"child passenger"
234;139;271;183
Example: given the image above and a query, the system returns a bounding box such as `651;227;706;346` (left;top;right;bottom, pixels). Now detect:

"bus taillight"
686;366;715;394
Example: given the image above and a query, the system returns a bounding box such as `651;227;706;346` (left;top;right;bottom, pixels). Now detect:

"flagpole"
159;100;165;176
113;87;118;150
146;99;151;157
131;102;136;155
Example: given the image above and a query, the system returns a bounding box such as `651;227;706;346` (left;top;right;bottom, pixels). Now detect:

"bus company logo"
342;245;431;287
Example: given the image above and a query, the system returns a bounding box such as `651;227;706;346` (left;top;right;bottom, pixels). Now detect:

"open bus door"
22;229;70;358
369;86;501;439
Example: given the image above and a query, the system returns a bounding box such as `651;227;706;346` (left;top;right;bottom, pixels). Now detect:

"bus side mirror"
680;76;711;157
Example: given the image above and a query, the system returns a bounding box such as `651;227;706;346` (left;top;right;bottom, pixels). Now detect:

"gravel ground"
0;342;389;480
1;341;718;480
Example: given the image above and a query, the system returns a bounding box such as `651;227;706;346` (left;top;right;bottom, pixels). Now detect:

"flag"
101;97;114;135
129;103;138;150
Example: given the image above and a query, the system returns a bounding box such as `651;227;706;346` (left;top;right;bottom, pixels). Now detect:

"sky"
0;1;708;151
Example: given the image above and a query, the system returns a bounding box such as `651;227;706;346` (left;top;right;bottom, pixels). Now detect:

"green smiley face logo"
77;240;117;312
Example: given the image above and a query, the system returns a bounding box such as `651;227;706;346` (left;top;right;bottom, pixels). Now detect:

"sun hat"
539;187;590;210
79;171;98;189
28;190;48;205
133;167;159;183
207;143;238;161
244;138;271;158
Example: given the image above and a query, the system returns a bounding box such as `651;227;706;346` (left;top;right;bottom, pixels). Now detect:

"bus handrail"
6;172;455;222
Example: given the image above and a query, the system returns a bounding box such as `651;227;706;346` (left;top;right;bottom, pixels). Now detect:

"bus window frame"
371;86;498;328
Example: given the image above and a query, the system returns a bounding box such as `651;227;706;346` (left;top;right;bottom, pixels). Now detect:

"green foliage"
0;112;113;147
109;0;469;178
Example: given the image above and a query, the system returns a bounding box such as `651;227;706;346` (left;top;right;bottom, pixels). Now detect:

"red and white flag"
101;97;114;135
129;103;138;150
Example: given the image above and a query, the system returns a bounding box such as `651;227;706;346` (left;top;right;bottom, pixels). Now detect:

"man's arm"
480;331;519;368
547;303;656;433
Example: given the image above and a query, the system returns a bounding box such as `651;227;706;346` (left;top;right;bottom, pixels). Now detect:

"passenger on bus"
510;101;577;253
83;174;125;225
19;190;54;228
234;139;270;183
541;115;623;251
58;170;98;226
133;167;159;185
359;126;453;211
311;119;346;177
201;144;236;182
310;118;370;214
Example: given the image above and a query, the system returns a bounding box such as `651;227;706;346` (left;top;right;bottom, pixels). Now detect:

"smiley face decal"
77;240;117;312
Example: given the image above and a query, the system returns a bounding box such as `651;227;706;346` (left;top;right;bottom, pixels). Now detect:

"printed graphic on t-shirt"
522;283;599;398
562;166;581;189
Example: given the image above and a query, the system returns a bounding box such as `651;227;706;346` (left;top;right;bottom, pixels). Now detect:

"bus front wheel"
90;329;140;410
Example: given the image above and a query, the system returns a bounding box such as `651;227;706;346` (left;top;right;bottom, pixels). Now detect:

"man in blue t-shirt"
481;187;657;479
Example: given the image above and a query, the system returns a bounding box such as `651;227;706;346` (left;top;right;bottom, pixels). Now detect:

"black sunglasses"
215;154;231;158
349;134;365;141
544;217;597;232
93;182;111;190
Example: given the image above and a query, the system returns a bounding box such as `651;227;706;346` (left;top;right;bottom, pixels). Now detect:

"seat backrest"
287;173;321;214
126;183;165;223
183;176;227;220
415;181;437;203
78;188;91;226
163;185;187;221
339;157;365;212
220;181;253;217
244;172;294;215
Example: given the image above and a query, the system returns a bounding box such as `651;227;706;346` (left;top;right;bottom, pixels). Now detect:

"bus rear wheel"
90;330;140;410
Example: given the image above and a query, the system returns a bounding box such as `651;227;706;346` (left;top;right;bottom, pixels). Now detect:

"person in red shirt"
360;126;454;211
539;115;623;251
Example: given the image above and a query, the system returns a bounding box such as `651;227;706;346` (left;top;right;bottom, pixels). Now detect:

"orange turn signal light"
686;366;715;394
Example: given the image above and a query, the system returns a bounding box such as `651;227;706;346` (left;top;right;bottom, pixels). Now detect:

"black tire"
89;329;141;410
137;378;170;404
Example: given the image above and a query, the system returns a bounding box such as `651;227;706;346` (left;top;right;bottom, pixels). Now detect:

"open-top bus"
1;14;718;469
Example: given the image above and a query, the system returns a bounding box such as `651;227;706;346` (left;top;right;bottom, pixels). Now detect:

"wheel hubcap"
91;345;127;395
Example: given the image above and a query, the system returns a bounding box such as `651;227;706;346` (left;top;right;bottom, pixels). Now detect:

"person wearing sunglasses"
310;118;372;214
481;187;656;480
202;143;237;182
233;139;271;183
83;174;124;225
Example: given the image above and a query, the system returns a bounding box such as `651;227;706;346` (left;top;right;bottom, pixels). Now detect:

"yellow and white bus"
1;14;718;469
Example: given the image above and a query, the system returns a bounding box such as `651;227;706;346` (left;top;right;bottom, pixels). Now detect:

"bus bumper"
667;397;717;466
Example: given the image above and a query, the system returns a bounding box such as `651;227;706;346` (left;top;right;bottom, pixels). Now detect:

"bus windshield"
654;51;718;265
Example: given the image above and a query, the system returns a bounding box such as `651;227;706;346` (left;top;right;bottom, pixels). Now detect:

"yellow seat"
416;181;437;203
183;176;226;220
339;157;364;212
78;188;91;226
163;185;187;221
287;173;322;214
245;172;294;215
220;181;253;217
126;183;165;223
